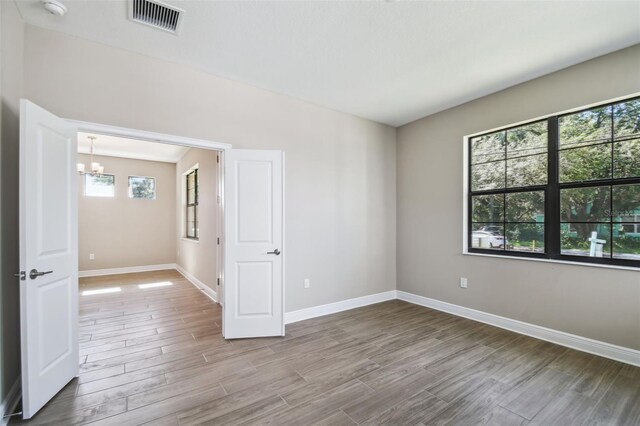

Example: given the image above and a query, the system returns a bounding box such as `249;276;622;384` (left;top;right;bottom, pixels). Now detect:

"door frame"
67;119;231;310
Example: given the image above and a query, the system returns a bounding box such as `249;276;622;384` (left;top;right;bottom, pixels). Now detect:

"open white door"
19;100;78;419
223;149;284;339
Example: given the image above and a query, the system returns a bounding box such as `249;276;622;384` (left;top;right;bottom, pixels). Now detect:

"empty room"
0;1;638;425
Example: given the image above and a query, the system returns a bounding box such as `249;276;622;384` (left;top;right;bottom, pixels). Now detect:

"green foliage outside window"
470;97;640;262
128;176;156;199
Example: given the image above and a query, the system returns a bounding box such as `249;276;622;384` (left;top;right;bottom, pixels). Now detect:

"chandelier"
77;136;105;176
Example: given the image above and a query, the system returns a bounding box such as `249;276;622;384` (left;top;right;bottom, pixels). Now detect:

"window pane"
187;188;196;205
471;225;505;250
187;171;195;189
471;131;505;164
472;194;503;222
128;176;155;199
612;184;640;221
613;224;640;260
506;121;547;158
561;223;611;258
560;186;610;223
187;205;195;223
613;99;640;140
507;153;546;187
613;139;640;179
559;144;611;183
471;161;505;191
84;174;115;197
186;221;196;238
506;191;544;223
559;105;612;149
506;223;544;253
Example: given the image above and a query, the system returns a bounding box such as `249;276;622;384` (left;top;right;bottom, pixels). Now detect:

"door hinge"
217;278;220;286
216;155;220;163
14;271;26;281
217;237;220;245
217;195;221;204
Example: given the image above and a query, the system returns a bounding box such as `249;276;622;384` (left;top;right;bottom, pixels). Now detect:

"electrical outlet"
304;278;310;289
460;277;468;289
89;253;95;260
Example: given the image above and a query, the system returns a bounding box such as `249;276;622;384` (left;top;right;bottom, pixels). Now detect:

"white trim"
1;376;22;426
67;120;232;151
281;151;286;335
181;238;200;244
284;290;397;324
397;290;640;367
463;251;640;272
78;263;176;277
175;264;218;303
216;151;225;311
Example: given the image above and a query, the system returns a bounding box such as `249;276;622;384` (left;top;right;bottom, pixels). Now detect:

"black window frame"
185;169;199;240
467;95;640;268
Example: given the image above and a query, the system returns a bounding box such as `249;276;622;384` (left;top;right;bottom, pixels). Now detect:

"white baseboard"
79;263;177;277
175;264;218;303
284;290;397;324
1;376;21;426
396;290;640;367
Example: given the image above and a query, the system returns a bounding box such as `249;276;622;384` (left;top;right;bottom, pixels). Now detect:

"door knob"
29;269;53;280
267;249;281;256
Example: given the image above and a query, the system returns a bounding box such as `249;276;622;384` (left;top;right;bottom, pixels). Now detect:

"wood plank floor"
13;270;640;425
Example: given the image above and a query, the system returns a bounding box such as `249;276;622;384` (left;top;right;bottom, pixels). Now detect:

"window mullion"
547;117;560;258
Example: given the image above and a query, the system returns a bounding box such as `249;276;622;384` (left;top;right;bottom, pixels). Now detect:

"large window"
468;97;640;267
185;168;199;239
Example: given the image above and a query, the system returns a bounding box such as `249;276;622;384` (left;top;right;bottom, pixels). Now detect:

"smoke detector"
129;0;184;35
42;0;67;16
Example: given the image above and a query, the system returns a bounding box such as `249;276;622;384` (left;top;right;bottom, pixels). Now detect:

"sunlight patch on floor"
138;281;173;289
82;287;122;296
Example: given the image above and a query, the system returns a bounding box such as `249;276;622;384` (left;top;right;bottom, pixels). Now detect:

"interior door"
223;149;284;339
19;100;78;419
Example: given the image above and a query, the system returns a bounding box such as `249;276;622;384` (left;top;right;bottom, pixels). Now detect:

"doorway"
18;100;285;419
75;131;224;305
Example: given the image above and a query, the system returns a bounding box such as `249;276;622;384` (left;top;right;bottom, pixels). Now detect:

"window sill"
181;238;200;244
463;251;639;272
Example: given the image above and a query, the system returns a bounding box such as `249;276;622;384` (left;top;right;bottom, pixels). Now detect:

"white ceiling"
78;132;189;163
16;1;640;126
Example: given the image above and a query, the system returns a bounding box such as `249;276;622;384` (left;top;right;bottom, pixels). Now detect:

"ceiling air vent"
129;0;184;34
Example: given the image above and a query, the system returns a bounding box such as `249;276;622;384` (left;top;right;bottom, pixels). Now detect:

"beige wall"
23;25;397;312
176;148;218;291
397;44;640;350
78;154;176;271
0;0;24;404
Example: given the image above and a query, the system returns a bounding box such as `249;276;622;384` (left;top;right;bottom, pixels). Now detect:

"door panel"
38;126;71;255
237;161;273;243
224;150;284;338
20;100;78;419
38;278;72;372
236;262;273;316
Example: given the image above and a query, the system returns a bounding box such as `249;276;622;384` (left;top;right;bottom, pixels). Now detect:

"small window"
84;174;115;197
128;176;156;199
186;169;198;239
